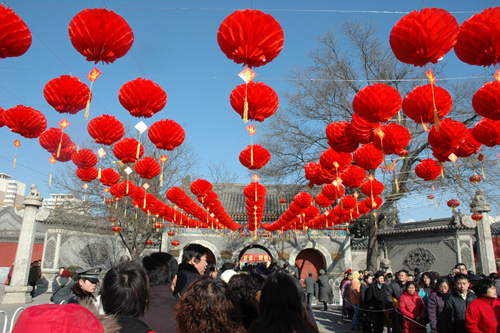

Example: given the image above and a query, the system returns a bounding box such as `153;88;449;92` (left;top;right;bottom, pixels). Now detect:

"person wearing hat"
68;267;102;307
52;269;75;304
317;269;333;311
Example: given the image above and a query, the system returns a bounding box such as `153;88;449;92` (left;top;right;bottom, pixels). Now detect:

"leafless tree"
206;160;240;183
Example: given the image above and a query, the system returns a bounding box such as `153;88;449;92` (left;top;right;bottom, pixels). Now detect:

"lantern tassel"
251;144;254;166
160;171;164;187
395;176;399;193
85;98;90;121
136;135;142;160
434;197;438;211
243;82;249;124
430;83;439;132
481;162;486;180
398;110;401;124
49;172;53;187
13;155;17;169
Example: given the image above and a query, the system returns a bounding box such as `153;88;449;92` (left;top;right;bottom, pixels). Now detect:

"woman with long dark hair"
248;271;318;333
174;276;245;333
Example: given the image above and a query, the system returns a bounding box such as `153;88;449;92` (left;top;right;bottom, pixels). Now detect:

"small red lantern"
135;157;161;179
471;213;483;222
99;168;120;187
87;115;124;145
279;198;287;207
153;222;162;232
239;144;271;170
111;225;122;235
470;174;482;184
43;75;91;114
415;159;443;181
326;121;359;153
71;148;98;169
171;240;180;247
105;198;115;206
146;239;153;246
447;199;460;210
148;119;185;151
230;81;279;122
167;230;175;237
109;217;117;224
76;167;98;183
427;194;434;200
119;78;167;118
113;137;144;164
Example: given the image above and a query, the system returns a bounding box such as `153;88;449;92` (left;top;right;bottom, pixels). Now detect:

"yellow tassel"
457;174;463;188
135;207;138;219
398;110;401;123
83;193;86;202
430;83;439;131
251;144;254;166
481;163;486;180
136;140;141;160
49;172;53;187
147;213;150;224
143;196;146;209
103;197;106;203
160;171;164;187
441;168;445;179
243;82;249;124
85;97;90;121
57;142;62;158
434;198;438;211
115;201;118;209
98;164;102;179
13;155;17;169
395;177;399;192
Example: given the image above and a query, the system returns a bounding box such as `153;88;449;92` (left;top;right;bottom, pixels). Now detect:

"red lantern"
472;81;500;120
326;121;359;153
341;195;357;211
390;8;459;67
135;157;161;179
105;198;115;206
322;183;346;201
293;192;313;209
109;217;117;224
454;8;500;67
69;8;134;64
191;179;213;198
53;145;76;163
415;159;442;181
71;149;98;169
353;144;384;171
171;240;180;247
305;162;334;186
217;9;284;68
352;83;402;123
39;128;72;153
428;119;468;152
118;78;167;118
239;144;271;170
470;174;482;184
243;182;267;200
148;119;185;151
432;148;454;163
472;117;500;147
230;81;279;122
455;129;481;158
319;148;352;174
361;178;385;196
279;198;287;206
364;196;383;210
372;123;410;155
340;165;367;189
146;240;153;246
471;213;483;222
0;5;32;58
43;75;91;114
0;106;5;128
111;225;122;235
402;84;453;125
113;137;144;164
88;115;124;145
315;193;334;208
167;230;175;237
99;168;120;187
398;149;409;158
76;167;98;182
3;105;46;139
447;199;460;210
427;194;435;200
350;114;380;144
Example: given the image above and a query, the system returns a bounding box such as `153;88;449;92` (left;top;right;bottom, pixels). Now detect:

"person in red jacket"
466;278;500;333
399;281;426;333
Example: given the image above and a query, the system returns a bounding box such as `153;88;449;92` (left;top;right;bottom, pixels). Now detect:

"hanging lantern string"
57;131;64;158
426;67;439;131
244;82;249;124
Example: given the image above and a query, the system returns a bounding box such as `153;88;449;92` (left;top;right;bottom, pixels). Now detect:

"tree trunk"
366;213;378;271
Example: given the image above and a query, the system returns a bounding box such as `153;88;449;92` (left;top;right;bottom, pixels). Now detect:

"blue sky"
0;0;496;220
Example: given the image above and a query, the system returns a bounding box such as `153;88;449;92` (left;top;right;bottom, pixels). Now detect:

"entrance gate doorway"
295;248;325;287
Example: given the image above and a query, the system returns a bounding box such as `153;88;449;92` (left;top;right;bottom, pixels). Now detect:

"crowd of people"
10;251;500;333
340;263;500;333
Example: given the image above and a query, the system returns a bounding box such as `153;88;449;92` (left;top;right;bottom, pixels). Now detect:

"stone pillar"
455;232;462;264
2;184;43;304
471;190;496;275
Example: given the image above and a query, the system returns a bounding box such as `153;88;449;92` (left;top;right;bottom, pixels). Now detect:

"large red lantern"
315;193;334;208
353;144;384;171
99;168;120;187
39;128;72;153
113;137;144;164
361;178;385;196
217;9;284;68
68;8;134;64
352;83;402;123
43;75;91;115
322;183;346;201
402;84;453;125
76;167;98;182
472;81;500;120
326;121;359;153
372;123;411;155
148;119;185;151
350;114;380;144
118;78;167;118
428;119;468;152
135;157;161;179
454;8;500;67
239;144;271;170
53;145;76;163
3;105;46;139
305;162;334;186
243;182;267;200
390;8;459;67
415;159;442;181
340;165;367;189
191;179;213;198
319;148;352;175
471;213;483;222
340;195;357;211
71;149;98;169
455;129;481;158
447;199;460;210
0;5;32;58
230;81;279;122
364;196;383;210
472;117;500;147
87;115;124;145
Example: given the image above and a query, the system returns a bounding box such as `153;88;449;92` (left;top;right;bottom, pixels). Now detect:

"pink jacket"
465;297;500;333
399;291;426;333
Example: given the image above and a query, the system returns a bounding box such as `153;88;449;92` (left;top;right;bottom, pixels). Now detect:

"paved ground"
0;285;350;332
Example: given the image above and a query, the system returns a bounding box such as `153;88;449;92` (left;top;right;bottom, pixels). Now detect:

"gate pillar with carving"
1;184;43;304
471;190;496;274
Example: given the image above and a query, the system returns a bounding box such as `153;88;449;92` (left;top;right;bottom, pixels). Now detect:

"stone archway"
289;242;332;271
294;248;326;286
232;241;279;264
179;240;221;264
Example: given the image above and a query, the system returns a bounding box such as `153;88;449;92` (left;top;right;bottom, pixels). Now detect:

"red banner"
240;253;270;263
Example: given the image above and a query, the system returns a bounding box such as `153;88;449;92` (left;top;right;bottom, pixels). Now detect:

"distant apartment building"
42;193;80;210
0;173;26;208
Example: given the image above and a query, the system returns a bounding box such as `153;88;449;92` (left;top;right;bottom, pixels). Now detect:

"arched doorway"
238;244;273;271
295;249;325;287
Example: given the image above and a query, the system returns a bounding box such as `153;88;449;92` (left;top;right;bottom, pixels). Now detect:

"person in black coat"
366;271;390;333
173;243;208;298
441;274;477;333
140;252;179;333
